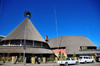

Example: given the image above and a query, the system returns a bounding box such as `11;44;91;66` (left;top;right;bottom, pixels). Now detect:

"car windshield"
66;58;70;60
72;58;75;60
79;57;82;59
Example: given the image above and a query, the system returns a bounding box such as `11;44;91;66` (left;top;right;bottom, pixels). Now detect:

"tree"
62;53;66;60
58;51;66;60
73;53;76;57
50;54;55;61
58;51;61;58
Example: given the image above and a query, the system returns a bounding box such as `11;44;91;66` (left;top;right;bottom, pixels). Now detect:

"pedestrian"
35;56;38;64
38;57;41;64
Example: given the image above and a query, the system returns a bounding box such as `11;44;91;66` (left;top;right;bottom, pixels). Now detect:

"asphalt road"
69;63;100;66
0;62;100;66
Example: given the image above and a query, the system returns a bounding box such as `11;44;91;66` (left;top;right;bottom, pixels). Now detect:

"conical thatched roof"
2;18;45;42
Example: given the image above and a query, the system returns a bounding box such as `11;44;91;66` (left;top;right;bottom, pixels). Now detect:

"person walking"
38;57;41;64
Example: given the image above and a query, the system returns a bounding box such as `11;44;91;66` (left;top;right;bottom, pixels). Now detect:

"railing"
0;45;50;49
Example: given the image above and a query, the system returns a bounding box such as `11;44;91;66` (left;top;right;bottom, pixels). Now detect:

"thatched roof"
0;36;5;42
2;18;45;42
0;46;54;54
47;36;100;54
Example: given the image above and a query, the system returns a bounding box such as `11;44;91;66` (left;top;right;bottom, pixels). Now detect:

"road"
69;63;100;66
0;62;100;66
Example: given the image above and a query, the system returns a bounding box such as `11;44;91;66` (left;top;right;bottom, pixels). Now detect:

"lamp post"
23;11;31;65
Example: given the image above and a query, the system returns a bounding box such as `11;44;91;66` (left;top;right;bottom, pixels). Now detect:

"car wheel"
92;60;94;63
65;62;68;66
76;62;79;65
85;61;87;64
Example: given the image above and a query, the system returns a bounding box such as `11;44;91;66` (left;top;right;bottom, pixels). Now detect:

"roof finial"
24;10;31;19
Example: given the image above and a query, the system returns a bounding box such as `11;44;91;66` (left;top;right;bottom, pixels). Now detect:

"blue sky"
0;0;100;47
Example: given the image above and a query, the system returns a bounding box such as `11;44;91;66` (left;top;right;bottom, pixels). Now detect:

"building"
0;11;100;63
0;11;54;63
0;36;5;42
47;36;100;57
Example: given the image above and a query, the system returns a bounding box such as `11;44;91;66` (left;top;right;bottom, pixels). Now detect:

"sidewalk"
0;62;59;66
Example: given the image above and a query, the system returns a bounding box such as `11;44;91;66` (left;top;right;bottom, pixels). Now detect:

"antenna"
54;4;59;52
24;10;31;19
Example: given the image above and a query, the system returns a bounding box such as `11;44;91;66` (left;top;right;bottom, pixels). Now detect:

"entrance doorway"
26;54;32;63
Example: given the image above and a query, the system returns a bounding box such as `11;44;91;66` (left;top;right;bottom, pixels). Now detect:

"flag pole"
23;11;31;65
23;18;26;65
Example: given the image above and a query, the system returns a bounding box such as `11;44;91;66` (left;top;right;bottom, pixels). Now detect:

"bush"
8;58;10;61
18;56;23;62
73;53;76;57
47;58;50;61
50;55;55;61
2;58;5;61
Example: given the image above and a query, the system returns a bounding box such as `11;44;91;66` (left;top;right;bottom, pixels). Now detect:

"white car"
58;58;79;66
79;56;95;63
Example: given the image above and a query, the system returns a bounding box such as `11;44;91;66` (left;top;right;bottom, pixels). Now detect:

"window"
15;40;20;45
72;58;75;60
80;46;97;50
5;41;9;45
26;41;33;46
89;57;91;59
34;41;41;46
85;57;88;59
79;57;82;59
80;46;87;50
66;58;70;60
43;43;49;48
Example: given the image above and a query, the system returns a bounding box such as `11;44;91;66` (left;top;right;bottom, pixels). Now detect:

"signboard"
95;53;97;56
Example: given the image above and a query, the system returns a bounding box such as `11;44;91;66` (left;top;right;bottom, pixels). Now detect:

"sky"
0;0;100;47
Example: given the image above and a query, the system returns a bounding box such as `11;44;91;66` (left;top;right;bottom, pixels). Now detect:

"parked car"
79;56;94;63
95;55;100;62
58;58;79;66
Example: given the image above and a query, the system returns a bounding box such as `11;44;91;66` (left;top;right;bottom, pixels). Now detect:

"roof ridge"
48;35;87;39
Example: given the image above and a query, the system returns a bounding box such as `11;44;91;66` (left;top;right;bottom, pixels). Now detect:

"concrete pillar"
55;53;59;57
64;53;67;58
74;57;77;60
55;57;58;63
31;57;35;64
7;53;9;61
43;57;46;63
92;56;94;59
9;40;10;46
12;56;15;64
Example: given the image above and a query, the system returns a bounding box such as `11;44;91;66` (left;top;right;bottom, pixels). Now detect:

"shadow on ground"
0;64;3;65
